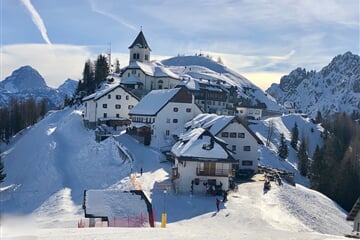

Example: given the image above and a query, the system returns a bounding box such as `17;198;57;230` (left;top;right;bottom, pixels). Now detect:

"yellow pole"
161;213;167;228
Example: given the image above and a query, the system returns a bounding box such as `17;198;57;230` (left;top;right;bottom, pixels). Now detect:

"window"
186;108;191;112
173;107;178;112
173;119;178;123
103;113;107;118
242;160;253;166
221;132;229;138
145;54;149;61
231;145;236;152
132;69;136;74
126;95;129;100
128;105;133;109
116;114;120;118
166;118;170;123
230;132;237;138
133;53;136;60
103;104;107;108
165;130;170;136
115;104;121;109
243;146;251;151
108;94;111;99
116;95;121;100
238;133;245;138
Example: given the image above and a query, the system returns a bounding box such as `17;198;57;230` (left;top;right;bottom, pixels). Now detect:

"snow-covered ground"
0;108;352;239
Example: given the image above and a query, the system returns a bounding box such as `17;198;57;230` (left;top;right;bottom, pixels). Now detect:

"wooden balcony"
196;168;235;177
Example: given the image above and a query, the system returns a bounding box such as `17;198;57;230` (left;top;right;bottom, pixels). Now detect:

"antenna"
107;42;112;74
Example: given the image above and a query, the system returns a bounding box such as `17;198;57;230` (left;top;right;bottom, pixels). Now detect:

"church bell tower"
128;30;151;64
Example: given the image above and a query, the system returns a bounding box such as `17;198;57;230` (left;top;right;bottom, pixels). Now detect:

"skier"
216;198;221;212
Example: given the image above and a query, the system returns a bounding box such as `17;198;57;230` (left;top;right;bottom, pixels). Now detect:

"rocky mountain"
57;78;79;98
0;66;78;108
266;52;360;117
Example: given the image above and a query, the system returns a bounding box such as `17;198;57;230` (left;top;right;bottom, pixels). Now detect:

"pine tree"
94;54;109;88
291;122;299;150
309;145;323;189
315;111;323;124
82;59;95;94
38;99;48;118
278;133;288;160
0;149;6;183
297;137;309;176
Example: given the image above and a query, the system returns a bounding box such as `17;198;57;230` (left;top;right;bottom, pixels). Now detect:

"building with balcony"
171;128;237;194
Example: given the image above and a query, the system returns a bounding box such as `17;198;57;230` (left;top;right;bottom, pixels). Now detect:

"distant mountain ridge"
0;65;48;92
266;52;360;117
0;66;78;108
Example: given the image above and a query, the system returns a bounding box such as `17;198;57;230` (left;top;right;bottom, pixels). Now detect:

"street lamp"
161;188;167;228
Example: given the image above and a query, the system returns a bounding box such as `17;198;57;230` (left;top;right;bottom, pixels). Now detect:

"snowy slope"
0;108;352;239
249;114;324;186
162;55;282;111
0;108;131;214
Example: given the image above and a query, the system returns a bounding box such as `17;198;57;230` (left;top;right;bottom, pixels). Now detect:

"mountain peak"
266;52;360;117
0;65;48;93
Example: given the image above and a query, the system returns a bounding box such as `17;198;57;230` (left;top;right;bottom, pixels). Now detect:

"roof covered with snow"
82;84;139;102
129;87;181;116
126;61;180;79
185;113;234;135
128;30;151;50
184;113;264;145
121;75;142;85
171;128;235;161
84;189;148;219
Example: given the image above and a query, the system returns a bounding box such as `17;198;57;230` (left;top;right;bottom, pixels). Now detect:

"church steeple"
128;30;151;64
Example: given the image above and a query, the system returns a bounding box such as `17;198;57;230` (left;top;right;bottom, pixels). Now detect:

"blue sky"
1;0;359;90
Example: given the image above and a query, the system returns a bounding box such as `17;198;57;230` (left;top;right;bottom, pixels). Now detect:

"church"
120;31;182;97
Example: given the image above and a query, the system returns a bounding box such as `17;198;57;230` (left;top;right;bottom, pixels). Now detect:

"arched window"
158;80;164;89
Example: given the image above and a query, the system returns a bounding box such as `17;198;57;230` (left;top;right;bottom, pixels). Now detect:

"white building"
128;86;202;150
171;128;237;194
184;113;263;173
121;31;181;93
82;84;139;129
236;106;263;120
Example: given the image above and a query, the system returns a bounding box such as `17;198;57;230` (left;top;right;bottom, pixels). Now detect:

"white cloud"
89;0;138;31
20;0;52;45
1;44;92;87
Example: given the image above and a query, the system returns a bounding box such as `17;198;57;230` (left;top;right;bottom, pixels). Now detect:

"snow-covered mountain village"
1;26;360;240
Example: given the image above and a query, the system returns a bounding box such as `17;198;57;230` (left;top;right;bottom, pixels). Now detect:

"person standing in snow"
222;190;228;203
140;167;143;176
216;198;221;212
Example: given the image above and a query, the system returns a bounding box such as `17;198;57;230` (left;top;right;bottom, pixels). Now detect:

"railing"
196;168;234;177
78;214;150;228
